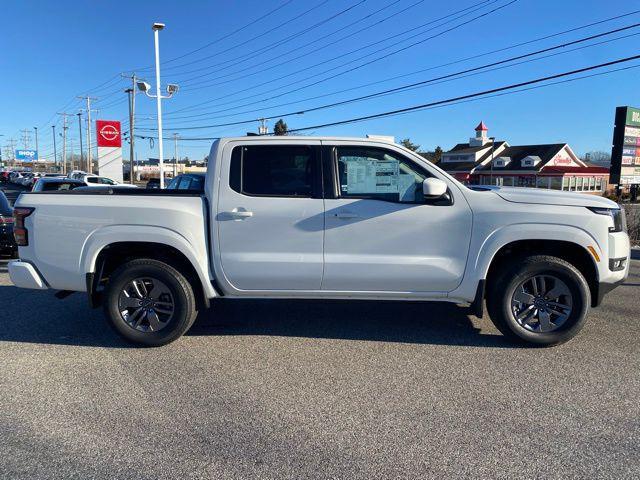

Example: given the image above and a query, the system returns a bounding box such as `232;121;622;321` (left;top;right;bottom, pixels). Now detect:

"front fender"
449;223;602;302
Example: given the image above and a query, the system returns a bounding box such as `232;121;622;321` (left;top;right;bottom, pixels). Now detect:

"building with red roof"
437;122;610;194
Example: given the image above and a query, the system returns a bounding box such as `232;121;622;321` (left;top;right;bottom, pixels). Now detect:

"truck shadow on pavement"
189;298;514;348
0;285;513;348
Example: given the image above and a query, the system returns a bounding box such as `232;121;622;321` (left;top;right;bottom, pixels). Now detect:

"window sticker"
345;158;399;194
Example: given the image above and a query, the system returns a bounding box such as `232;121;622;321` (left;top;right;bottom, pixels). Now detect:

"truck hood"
485;186;618;208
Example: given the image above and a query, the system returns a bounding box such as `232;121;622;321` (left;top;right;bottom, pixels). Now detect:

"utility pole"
52;126;57;169
33;127;39;160
6;138;17;166
258;118;268;135
123;72;137;184
20;129;32;149
77;112;84;173
78;96;97;173
173;133;179;178
58;113;75;175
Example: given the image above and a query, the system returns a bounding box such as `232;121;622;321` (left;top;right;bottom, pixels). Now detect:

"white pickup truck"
9;136;630;346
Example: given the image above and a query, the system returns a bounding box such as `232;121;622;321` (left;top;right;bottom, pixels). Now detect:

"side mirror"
423;178;448;198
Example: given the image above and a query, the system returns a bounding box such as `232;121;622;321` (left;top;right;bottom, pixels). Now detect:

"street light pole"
153;23;165;188
137;23;178;188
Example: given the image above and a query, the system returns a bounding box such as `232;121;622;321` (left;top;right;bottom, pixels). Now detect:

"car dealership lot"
0;256;639;479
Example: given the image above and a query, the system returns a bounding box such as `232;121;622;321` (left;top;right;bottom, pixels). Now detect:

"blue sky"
2;0;639;162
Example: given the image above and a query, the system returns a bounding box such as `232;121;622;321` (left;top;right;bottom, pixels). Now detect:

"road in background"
0;256;638;479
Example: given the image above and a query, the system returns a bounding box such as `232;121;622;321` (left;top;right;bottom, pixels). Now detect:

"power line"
154;10;640;122
156;0;366;74
180;0;512;91
286;54;640;133
159;0;515;119
170;0;415;82
135;0;299;70
131;57;640;141
140;23;639;131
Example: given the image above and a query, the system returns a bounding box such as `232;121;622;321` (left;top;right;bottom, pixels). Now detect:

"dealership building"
438;122;609;193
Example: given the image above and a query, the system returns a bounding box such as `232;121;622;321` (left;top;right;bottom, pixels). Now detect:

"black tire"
103;258;198;347
486;255;590;347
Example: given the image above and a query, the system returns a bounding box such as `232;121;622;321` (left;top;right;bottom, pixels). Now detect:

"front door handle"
228;209;253;219
334;212;359;219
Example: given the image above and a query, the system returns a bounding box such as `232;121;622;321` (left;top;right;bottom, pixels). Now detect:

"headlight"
587;207;627;233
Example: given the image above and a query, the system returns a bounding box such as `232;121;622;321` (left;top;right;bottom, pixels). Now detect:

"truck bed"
15;190;210;292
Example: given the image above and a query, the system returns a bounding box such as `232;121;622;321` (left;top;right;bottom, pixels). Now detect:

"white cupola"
469;121;489;147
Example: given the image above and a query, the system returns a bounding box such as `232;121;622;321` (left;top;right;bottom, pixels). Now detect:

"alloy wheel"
118;277;175;332
510;274;573;333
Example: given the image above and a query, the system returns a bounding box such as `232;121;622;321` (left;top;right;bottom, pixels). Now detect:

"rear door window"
230;145;317;197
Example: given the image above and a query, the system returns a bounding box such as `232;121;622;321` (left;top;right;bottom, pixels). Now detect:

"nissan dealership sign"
95;119;123;182
96;120;122;148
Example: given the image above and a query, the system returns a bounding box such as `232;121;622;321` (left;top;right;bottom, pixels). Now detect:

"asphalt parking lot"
1;183;639;479
0;253;639;480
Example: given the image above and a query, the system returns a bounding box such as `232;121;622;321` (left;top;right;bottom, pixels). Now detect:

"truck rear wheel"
103;258;198;346
486;255;590;346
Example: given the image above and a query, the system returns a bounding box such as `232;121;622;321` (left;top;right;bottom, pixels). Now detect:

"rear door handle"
334;212;359;219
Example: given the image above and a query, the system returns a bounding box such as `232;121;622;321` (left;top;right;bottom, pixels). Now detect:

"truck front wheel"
486;255;591;346
103;258;198;346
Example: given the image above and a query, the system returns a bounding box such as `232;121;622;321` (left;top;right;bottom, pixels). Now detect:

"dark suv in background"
0;191;16;257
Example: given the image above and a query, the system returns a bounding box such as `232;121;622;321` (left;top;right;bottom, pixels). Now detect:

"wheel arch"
81;226;215;308
484;239;599;308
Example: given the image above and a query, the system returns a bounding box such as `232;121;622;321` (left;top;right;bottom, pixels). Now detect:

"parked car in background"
82;175;138;188
18;173;35;187
146;178;161;189
32;178;85;192
25;172;44;190
9;171;25;184
0;191;16;257
165;173;205;192
67;170;87;180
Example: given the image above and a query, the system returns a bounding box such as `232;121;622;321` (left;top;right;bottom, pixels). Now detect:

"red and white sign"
96;120;122;147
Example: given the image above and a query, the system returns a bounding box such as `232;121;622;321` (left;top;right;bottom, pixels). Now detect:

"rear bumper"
8;261;48;290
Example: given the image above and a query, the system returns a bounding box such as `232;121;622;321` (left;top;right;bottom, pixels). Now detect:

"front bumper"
594;277;626;307
593;232;631;307
8;261;48;290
